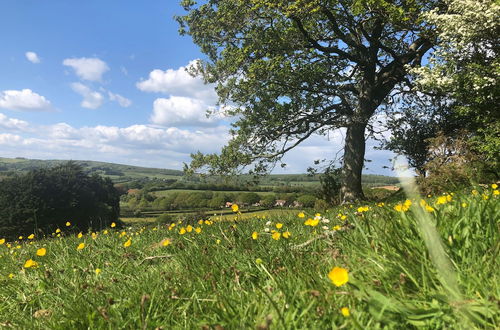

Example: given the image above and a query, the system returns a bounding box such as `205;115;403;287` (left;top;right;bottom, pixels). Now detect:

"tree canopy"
0;162;120;239
178;0;438;202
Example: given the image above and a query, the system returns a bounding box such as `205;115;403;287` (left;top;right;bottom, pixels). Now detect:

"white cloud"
108;91;132;107
150;96;218;126
70;82;104;109
0;113;30;131
0;120;231;169
25;51;40;63
63;57;109;81
0;89;52;111
136;60;217;103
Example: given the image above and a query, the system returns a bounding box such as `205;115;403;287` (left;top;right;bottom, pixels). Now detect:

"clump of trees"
0;162;120;239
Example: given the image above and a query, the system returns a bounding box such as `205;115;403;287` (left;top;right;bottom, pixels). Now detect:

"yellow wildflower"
298;212;305;218
272;232;281;240
111;222;116;228
494;190;499;196
276;223;283;229
123;239;132;247
216;239;221;244
77;243;85;250
492;183;498;189
55;228;61;233
252;232;258;240
120;231;126;237
194;227;202;234
24;259;38;268
186;225;193;233
482;194;489;200
95;268;101;275
0;238;4;245
179;227;186;235
328;266;349;287
333;225;341;231
18;236;23;240
377;202;384;207
28;234;35;240
357;206;369;213
8;273;14;279
341;307;350;317
91;232;97;239
472;189;478;195
103;230;108;235
162;239;171;247
255;258;263;264
231;204;239;212
282;231;291;239
36;248;46;256
65;221;71;227
461;202;467;208
198;219;204;225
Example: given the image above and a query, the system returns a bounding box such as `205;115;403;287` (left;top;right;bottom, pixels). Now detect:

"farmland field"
0;186;498;328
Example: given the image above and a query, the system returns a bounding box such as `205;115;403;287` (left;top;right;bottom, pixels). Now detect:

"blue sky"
0;0;396;175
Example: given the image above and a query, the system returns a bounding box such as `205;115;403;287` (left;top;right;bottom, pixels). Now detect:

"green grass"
0;186;498;328
152;189;277;197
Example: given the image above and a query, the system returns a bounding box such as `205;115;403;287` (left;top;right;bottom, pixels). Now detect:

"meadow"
0;185;498;329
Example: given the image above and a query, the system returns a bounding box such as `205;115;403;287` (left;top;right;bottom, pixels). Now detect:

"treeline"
0;162;120;239
121;190;323;213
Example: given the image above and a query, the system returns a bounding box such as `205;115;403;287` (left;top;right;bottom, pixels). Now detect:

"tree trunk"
341;121;367;203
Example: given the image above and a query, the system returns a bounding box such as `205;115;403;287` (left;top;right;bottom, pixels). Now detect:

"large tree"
178;0;437;202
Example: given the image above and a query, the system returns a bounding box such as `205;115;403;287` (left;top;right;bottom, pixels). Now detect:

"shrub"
0;162;119;239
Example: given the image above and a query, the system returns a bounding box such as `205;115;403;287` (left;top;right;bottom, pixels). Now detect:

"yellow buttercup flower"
272;232;281;240
179;227;186;235
103;230;109;235
357;206;369;213
123;239;132;247
55;228;61;233
77;243;85;250
298;212;305;218
18;236;23;240
231;204;239;212
333;225;341;231
186;225;193;233
162;239;171;247
91;232;97;239
328;266;349;287
27;234;35;240
95;268;101;275
8;273;14;279
216;239;221;244
493;190;499;196
282;231;291;239
111;222;116;228
341;307;350;317
252;232;258;240
0;238;4;245
276;223;283;229
492;183;498;189
194;227;202;234
65;221;71;227
24;259;38;268
255;258;263;264
36;248;46;256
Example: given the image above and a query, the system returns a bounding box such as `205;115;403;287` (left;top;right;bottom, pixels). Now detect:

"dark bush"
0;162;120;239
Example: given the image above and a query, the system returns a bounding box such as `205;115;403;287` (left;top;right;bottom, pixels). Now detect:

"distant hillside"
0;157;398;187
0;157;183;181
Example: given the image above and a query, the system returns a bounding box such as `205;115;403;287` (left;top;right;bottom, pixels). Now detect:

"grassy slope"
0;186;498;328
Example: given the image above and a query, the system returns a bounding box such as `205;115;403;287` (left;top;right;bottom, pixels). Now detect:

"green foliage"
0;162;119;238
297;194;317;208
178;0;438;201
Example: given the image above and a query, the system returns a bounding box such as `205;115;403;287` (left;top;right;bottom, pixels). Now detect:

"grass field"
0;185;498;328
152;189;277;197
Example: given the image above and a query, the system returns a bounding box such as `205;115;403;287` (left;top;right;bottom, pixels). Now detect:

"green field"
1;185;498;328
152;189;277;197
